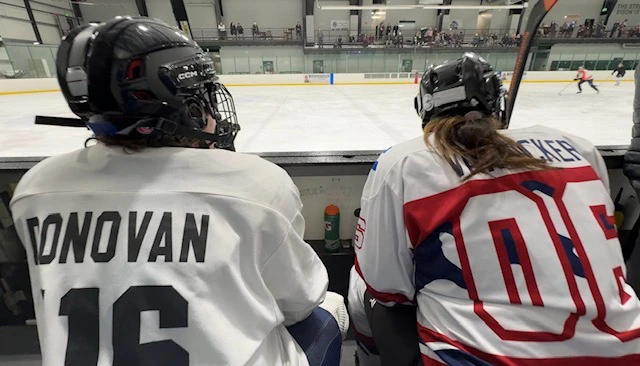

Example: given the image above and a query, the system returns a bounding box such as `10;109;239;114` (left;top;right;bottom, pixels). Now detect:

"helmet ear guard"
86;17;132;114
56;24;100;119
179;95;209;130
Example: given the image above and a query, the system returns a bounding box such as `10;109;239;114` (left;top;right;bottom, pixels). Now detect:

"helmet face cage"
154;78;240;151
210;83;240;151
492;77;508;128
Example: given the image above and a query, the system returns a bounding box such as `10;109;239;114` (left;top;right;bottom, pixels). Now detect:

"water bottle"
324;204;341;252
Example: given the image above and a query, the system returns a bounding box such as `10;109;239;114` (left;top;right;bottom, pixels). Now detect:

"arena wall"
0;71;633;95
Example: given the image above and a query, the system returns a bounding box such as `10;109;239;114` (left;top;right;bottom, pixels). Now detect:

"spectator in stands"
611;21;620;37
596;22;606;37
550;21;558;37
252;21;259;39
296;21;302;39
559;21;567;37
218;22;226;40
237;23;244;39
540;22;549;37
230;22;236;38
569;21;576;36
433;31;445;46
619;20;628;38
490;33;496;45
317;28;324;48
501;33;511;47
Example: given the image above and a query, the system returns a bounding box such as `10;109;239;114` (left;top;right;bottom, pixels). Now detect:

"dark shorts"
287;307;342;366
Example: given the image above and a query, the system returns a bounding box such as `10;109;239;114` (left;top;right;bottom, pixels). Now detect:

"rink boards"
0;70;635;95
0;73;638;364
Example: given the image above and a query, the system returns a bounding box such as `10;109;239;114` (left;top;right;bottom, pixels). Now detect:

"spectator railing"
191;27;304;42
537;24;640;39
311;28;519;49
191;24;639;47
3;37;637;77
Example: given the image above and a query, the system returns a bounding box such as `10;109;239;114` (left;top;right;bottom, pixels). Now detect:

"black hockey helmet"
56;16;239;150
414;52;506;129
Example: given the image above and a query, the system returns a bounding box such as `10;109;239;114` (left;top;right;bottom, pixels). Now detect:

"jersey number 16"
59;285;188;365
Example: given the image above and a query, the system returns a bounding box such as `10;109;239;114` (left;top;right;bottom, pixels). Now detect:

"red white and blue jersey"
353;125;640;365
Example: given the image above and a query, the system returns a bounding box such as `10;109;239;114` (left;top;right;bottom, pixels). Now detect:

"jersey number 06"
457;176;640;342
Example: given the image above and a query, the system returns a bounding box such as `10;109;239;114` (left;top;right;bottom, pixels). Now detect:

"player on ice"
612;63;626;86
575;65;599;93
10;17;348;366
348;52;640;365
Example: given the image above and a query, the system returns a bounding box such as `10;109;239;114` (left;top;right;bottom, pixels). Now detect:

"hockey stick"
557;80;575;96
506;0;559;124
35;115;86;128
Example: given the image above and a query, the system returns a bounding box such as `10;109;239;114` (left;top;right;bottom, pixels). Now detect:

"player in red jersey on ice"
575;66;600;94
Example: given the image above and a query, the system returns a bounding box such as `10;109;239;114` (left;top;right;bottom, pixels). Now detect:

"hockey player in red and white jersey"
10;17;348;366
349;52;640;365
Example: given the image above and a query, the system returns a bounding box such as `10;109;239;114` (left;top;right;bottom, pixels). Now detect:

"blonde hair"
423;114;550;180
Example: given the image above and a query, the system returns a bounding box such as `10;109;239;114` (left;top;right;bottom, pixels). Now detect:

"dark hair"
84;113;211;152
423;113;550;180
85;134;209;152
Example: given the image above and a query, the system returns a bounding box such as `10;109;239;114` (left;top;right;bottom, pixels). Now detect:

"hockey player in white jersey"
10;17;347;366
349;52;640;365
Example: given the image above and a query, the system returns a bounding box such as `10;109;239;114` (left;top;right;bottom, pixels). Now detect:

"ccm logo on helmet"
177;71;198;80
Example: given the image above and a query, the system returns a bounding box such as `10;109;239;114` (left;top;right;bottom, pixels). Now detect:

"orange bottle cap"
324;204;340;215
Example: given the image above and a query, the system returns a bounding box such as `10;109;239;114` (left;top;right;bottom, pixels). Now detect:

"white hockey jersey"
10;144;328;366
353;125;640;365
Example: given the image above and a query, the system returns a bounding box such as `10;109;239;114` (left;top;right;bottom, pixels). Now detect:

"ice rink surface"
0;81;634;158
